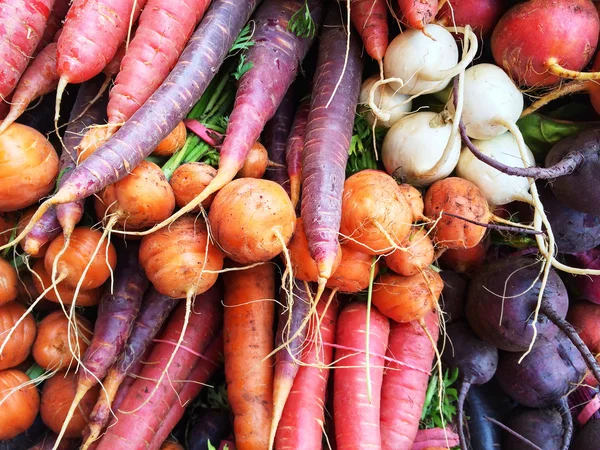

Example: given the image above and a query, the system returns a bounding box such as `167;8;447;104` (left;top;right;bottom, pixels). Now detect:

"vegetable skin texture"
275;291;338;450
351;0;389;61
35;0;69;53
380;311;439;450
503;406;565;450
397;0;438;30
0;369;40;440
223;263;275;450
170;162;217;210
83;288;178;449
0;0;54;100
437;0;505;39
0;302;36;370
286;98;310;208
96;283;223;450
31;260;100;307
0;258;17;305
301;6;363;282
326;244;378;293
0;123;58;212
107;0;211;125
334;302;390;450
56;0;147;85
48;0;260;208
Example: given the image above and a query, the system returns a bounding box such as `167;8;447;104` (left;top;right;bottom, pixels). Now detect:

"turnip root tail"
548;60;600;81
521;81;588;117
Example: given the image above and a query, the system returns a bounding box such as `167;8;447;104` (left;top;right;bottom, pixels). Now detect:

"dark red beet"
571;419;600;450
567;249;600;304
466;256;568;352
440;270;467;323
496;329;586;408
437;0;505;39
503;405;570;450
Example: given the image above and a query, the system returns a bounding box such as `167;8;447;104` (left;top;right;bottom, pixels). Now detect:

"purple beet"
503;403;572;450
569;248;600;305
440;270;467;323
571;419;600;450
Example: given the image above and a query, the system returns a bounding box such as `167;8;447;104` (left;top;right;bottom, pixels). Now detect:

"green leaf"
54;166;72;193
287;0;316;39
233;54;253;81
207;440;217;450
230;22;256;53
420;368;461;430
346;113;385;176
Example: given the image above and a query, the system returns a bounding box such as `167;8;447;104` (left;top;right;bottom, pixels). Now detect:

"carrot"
286;98;310;209
0;0;54;101
350;0;389;62
95;283;223;450
236;141;270;179
397;0;439;31
35;0;70;55
0;123;59;213
301;6;363;293
0;258;17;305
270;281;312;447
152;121;187;157
333;302;390;449
275;291;339;450
380;311;439;450
0;369;40;440
208;178;296;265
23;76;109;256
54;0;148;116
82;288;178;449
107;0;212;129
40;371;100;438
223;263;275;450
263;86;299;192
32;310;93;371
385;228;435;277
170;162;217;210
129;0;323;235
326;244;379;293
31;260;100;307
148;333;223;450
0;302;36;370
29;433;74;450
397;183;425;222
21;206;61;258
372;269;443;323
0;41;59;134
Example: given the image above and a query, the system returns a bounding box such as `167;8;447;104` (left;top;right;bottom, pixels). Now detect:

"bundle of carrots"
5;0;600;449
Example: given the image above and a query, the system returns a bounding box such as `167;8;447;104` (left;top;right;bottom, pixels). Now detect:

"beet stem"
557;397;573;450
458;121;584;180
457;381;470;450
541;302;600;386
483;416;542;450
440;212;544;235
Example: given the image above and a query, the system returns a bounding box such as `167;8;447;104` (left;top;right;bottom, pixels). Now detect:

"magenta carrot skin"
397;0;438;30
79;242;149;386
333;303;390;450
22;75;108;255
301;7;363;280
96;283;223;450
107;0;211;125
53;0;260;205
84;288;178;444
411;427;459;450
56;0;147;85
0;42;59;134
285;98;310;208
0;0;54;100
381;311;440;450
263;85;299;193
35;0;69;55
148;333;224;450
215;0;322;183
275;293;339;450
56;74;109;234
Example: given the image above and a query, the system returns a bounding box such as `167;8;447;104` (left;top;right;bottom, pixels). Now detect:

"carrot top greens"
288;0;316;39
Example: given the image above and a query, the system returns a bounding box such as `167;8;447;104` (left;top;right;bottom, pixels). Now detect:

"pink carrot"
285;98;310;209
350;0;389;62
411;427;460;450
35;0;70;55
397;0;439;30
0;0;54;100
381;311;440;450
333;302;390;449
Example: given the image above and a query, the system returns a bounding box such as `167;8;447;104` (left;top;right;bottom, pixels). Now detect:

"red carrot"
285;98;310;209
82;288;178;450
275;292;339;450
350;0;389;62
96;283;223;450
148;333;223;450
301;6;363;290
333;302;390;449
397;0;439;31
411;427;460;450
0;0;54;101
35;0;70;55
270;281;312;447
381;311;440;450
107;0;211;128
263;84;299;193
52;242;148;446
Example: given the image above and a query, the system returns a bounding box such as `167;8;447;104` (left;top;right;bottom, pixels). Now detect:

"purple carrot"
53;241;149;445
270;281;312;445
8;0;261;250
286;98;310;209
263;84;300;193
22;75;108;255
82;287;179;450
301;6;363;290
